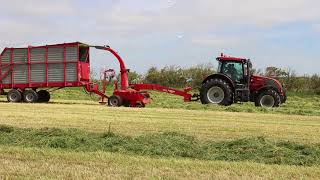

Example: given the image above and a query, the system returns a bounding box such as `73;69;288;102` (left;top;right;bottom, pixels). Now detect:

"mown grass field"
0;87;320;179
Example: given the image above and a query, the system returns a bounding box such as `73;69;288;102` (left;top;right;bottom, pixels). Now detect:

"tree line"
98;64;320;93
260;67;320;93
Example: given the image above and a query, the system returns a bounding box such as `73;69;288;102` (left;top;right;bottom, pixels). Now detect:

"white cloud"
0;0;75;17
0;0;319;74
313;24;320;33
191;35;243;47
1;0;320;40
87;0;320;39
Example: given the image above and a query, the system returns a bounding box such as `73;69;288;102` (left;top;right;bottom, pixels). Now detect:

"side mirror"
248;60;252;68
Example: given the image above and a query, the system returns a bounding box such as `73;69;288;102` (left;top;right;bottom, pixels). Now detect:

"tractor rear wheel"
108;95;123;107
7;89;22;103
37;90;51;103
200;78;233;106
23;90;38;103
255;89;281;108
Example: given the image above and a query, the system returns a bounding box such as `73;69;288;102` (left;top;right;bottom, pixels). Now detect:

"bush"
143;64;215;88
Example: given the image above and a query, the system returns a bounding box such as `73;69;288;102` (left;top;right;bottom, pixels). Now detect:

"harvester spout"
93;46;129;90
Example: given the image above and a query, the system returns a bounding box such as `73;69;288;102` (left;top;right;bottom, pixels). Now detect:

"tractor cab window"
220;61;244;83
79;46;89;63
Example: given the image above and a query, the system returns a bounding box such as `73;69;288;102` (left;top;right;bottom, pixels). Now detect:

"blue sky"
0;0;319;75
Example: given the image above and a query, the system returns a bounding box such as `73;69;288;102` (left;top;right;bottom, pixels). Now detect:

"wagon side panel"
1;43;82;89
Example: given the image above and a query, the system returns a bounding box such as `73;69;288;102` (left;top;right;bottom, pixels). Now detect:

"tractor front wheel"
200;78;233;106
255;89;281;108
108;95;123;107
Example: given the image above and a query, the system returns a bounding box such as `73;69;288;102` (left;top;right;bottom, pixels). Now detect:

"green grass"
147;91;320;116
1;125;320;166
1;147;320;179
1;102;320;144
45;87;320;116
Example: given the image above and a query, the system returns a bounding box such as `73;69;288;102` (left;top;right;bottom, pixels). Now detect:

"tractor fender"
202;73;235;91
261;79;283;94
250;80;283;102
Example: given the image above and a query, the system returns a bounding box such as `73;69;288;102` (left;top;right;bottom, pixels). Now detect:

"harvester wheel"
136;102;145;108
200;78;233;106
0;89;4;95
23;90;38;103
7;89;22;103
255;89;281;108
37;90;51;103
108;95;123;107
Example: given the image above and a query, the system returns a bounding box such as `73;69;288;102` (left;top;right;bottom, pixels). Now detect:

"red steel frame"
88;46;195;106
130;84;193;102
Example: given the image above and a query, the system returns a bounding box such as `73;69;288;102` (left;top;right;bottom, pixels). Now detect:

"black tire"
255;89;281;108
37;90;51;103
7;89;22;103
0;89;4;95
281;89;287;104
23;90;38;103
200;78;233;106
108;95;123;107
136;102;145;108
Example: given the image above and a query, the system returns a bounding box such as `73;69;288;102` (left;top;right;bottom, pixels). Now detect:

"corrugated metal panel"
14;65;28;83
31;64;46;83
13;49;28;63
2;74;11;84
48;46;79;62
48;64;64;82
47;63;78;82
66;63;77;82
1;50;11;64
66;47;78;62
31;48;46;62
1;45;80;85
48;48;64;62
1;66;11;84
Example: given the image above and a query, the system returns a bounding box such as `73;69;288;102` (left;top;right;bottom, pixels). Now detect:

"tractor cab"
217;54;252;85
216;54;252;102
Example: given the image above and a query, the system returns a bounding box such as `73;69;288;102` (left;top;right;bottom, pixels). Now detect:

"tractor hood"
250;75;284;95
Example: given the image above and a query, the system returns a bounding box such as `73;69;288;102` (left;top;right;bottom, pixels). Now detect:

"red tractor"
200;54;287;107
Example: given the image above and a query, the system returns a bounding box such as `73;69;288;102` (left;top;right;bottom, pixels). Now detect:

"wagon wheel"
7;89;22;103
37;90;51;103
23;90;38;103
